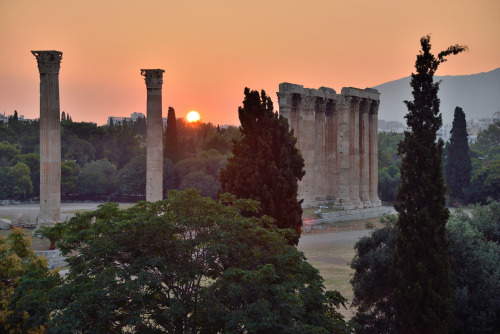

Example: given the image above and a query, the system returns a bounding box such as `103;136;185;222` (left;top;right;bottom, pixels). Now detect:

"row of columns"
277;83;381;209
32;50;165;224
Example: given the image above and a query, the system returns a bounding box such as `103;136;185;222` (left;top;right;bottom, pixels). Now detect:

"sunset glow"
0;0;498;126
187;111;200;123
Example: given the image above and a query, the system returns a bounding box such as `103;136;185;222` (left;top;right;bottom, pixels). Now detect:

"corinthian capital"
31;50;62;75
141;69;165;89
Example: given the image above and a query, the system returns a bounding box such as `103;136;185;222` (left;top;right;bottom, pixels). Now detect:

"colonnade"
277;83;381;209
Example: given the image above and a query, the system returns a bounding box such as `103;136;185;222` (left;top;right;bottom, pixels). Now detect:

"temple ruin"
32;50;63;224
141;69;165;202
277;83;381;209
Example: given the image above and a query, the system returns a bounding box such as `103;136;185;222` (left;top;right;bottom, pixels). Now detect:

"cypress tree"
445;106;472;204
219;88;305;245
164;107;180;163
392;36;466;333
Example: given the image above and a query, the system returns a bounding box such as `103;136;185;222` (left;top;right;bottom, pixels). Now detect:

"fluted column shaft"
369;101;381;206
32;51;62;224
337;97;352;208
349;98;362;207
359;99;371;207
141;69;165;202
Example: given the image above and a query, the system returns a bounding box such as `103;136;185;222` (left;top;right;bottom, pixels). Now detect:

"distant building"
107;112;168;128
378;119;405;133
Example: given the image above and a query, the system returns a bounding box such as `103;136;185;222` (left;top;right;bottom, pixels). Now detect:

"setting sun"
187;111;200;123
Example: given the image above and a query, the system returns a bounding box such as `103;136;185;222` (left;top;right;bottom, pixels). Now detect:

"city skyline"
1;0;499;126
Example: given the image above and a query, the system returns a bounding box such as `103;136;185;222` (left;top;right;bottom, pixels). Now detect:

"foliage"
447;206;500;332
378;165;400;202
62;135;95;166
351;202;500;334
179;171;219;198
0;228;60;333
0;142;21;164
445;107;472;203
0;162;33;199
61;160;78;195
164;107;180;163
38;224;66;250
76;159;116;195
220;88;305;245
48;189;350;333
392;35;466;333
12;153;40;197
350;215;396;333
469;161;500;203
116;155;177;196
471;121;500;158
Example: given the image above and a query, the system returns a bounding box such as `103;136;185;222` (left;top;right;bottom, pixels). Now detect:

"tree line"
378;111;500;205
0;109;240;201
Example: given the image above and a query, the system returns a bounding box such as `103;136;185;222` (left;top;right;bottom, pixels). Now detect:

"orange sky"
1;0;499;126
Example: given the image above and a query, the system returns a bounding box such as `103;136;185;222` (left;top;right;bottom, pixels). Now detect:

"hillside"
372;67;500;124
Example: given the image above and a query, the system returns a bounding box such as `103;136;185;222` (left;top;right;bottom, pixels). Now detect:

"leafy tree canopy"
48;189;350;333
220;88;305;245
351;202;500;334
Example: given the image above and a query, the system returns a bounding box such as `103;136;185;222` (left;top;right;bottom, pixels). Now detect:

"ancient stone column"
359;99;372;207
32;51;62;224
369;101;382;206
336;97;352;209
325;99;338;204
349;97;362;208
141;69;165;202
314;97;326;202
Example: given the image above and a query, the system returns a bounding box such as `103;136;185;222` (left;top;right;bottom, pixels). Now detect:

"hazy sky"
1;0;499;125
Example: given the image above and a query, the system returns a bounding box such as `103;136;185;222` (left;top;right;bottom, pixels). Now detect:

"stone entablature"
277;83;381;209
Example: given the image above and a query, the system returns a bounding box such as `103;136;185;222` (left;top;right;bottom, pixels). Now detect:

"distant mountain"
372;68;500;125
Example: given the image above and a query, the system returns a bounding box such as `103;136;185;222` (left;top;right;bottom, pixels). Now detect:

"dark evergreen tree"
61;111;66;122
445;107;472;203
164;107;180;162
219;88;305;245
392;36;466;333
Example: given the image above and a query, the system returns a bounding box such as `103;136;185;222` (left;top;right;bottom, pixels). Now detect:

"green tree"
0;228;60;333
351;202;500;334
220;88;305;245
116;154;146;195
0;142;21;165
48;189;350;333
445;107;472;204
164;106;180;163
77;160;116;195
470;160;500;203
61;160;78;195
12;153;40;197
179;171;219;198
0;162;33;199
471;121;500;158
351;215;397;334
392;36;466;333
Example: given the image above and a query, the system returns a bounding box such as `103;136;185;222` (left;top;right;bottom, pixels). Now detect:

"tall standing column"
337;97;352;209
32;51;62;224
349;97;362;207
369;101;382;206
141;69;165;202
359;99;372;207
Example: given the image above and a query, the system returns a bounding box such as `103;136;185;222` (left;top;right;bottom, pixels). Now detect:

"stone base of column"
370;197;382;207
37;214;59;226
362;200;373;208
350;196;362;209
